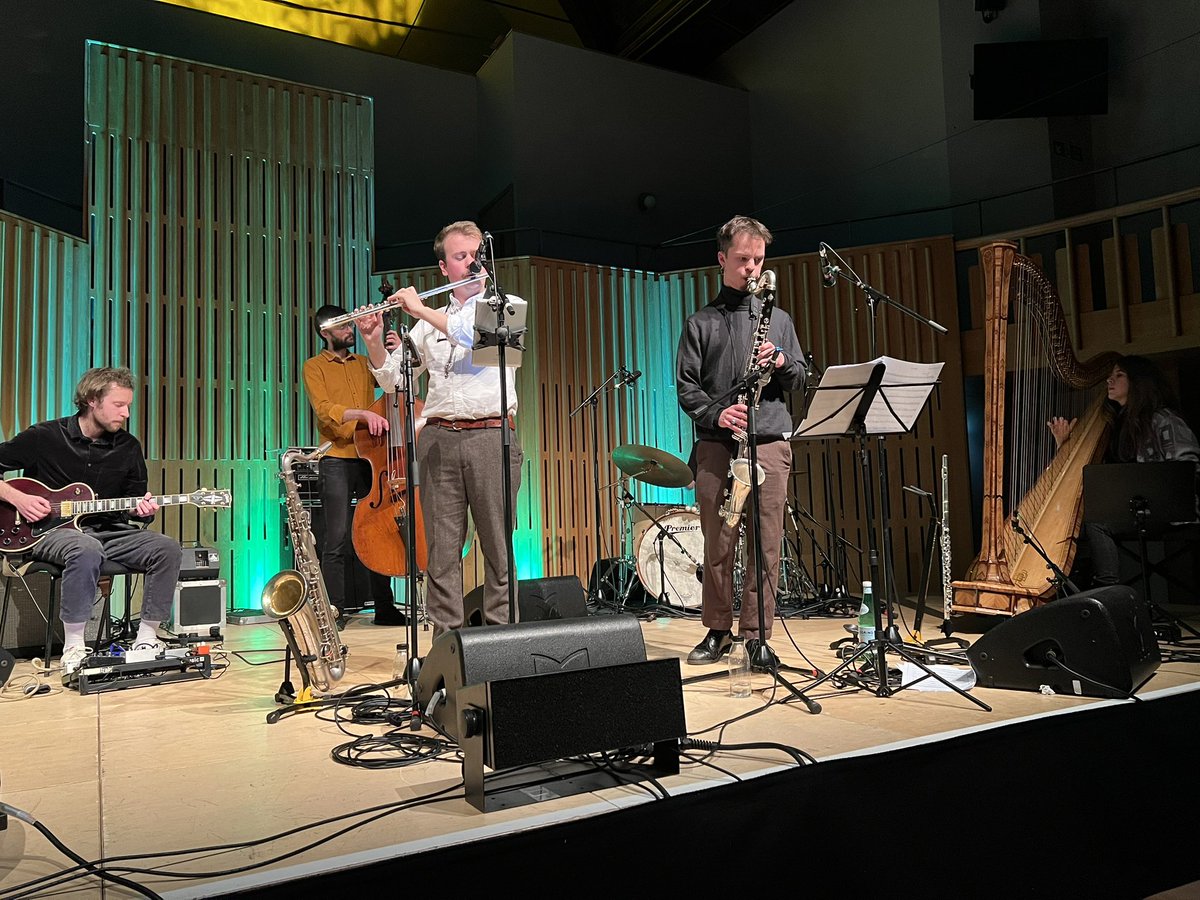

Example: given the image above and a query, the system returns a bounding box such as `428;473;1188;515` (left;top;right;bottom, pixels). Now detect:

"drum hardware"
785;499;859;617
632;506;703;610
598;444;697;611
611;444;693;489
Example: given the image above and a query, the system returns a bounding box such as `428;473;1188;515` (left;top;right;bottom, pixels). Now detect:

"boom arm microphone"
818;244;838;288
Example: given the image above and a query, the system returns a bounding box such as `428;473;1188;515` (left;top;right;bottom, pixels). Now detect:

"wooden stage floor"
3;597;1200;898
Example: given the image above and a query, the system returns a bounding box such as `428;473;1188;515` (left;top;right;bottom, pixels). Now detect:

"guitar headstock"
190;488;233;508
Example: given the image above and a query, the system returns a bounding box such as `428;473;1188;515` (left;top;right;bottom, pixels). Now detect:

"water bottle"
727;636;751;698
391;643;408;682
858;580;876;645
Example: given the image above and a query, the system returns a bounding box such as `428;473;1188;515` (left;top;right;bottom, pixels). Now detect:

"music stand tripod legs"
804;427;990;711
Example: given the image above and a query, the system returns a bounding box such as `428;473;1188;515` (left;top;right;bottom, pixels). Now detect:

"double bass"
351;280;428;576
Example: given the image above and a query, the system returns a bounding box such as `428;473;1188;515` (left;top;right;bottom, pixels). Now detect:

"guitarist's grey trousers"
32;525;181;625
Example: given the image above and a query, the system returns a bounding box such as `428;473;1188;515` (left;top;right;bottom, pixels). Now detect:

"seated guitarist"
0;367;181;675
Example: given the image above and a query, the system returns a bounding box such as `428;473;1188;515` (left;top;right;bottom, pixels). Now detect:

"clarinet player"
675;215;807;670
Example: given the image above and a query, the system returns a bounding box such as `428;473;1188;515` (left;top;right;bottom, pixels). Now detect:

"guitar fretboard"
59;494;198;516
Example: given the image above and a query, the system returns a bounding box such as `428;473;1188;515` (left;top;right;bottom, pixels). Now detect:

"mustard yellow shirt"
302;349;381;459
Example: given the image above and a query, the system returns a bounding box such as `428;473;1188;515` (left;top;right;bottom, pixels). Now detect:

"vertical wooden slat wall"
387;236;967;598
84;42;374;608
0;213;91;439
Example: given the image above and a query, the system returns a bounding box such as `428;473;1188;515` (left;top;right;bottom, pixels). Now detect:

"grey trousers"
417;424;522;635
694;439;792;641
33;526;182;625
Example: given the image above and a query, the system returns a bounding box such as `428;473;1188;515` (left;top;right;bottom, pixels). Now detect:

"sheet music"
788;355;942;438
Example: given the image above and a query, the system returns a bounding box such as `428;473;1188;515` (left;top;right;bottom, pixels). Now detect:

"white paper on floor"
897;662;978;692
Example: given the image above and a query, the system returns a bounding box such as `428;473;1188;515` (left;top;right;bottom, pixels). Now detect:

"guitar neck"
62;493;196;516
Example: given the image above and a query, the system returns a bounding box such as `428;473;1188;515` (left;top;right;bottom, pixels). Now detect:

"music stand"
1083;461;1200;643
789;358;990;711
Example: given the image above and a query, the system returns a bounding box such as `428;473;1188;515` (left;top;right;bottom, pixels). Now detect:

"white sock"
137;620;160;645
63;621;88;650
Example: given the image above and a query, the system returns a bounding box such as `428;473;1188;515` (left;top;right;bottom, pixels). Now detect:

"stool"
0;557;137;664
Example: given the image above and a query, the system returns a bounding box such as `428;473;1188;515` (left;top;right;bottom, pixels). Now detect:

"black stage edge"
228;686;1200;899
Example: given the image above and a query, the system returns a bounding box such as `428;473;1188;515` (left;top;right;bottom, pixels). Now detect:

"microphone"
468;259;482;276
622;368;643;386
401;327;422;367
819;244;837;288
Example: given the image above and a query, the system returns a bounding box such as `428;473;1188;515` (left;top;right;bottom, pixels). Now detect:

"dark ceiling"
156;0;795;78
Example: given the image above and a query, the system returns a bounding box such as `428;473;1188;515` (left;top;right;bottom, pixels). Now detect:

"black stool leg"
44;575;61;668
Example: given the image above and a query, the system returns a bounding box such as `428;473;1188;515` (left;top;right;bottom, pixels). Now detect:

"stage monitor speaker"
458;657;686;811
966;585;1160;698
463;575;589;627
415;614;647;740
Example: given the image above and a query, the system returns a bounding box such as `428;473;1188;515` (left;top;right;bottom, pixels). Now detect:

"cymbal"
612;444;692;488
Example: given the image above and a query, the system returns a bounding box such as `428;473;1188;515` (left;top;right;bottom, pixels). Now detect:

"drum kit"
603;444;703;610
601;443;832;615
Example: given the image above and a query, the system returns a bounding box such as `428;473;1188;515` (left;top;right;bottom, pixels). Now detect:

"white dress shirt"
371;289;520;421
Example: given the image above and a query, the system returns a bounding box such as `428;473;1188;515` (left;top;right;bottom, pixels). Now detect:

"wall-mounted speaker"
966;585;1160;698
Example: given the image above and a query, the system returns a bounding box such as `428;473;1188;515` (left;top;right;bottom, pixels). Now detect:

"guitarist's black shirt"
0;415;150;530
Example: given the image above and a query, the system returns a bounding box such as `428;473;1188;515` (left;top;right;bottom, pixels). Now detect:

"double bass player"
301;306;407;626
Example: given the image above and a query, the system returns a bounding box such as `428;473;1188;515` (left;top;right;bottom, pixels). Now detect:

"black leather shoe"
745;638;779;672
372;604;408;626
687;629;733;665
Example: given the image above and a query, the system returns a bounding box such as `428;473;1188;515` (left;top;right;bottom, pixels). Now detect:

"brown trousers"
694;439;792;640
417;424;523;635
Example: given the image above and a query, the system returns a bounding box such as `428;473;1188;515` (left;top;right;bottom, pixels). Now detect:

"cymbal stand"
569;367;626;605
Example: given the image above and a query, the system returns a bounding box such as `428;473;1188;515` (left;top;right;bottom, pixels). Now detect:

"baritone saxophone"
262;443;348;693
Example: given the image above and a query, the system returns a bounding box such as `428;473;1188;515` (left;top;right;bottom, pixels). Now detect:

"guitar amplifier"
179;544;221;582
166;579;226;635
0;571;105;659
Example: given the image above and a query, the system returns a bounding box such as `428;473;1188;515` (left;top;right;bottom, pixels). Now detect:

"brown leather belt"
427;416;514;431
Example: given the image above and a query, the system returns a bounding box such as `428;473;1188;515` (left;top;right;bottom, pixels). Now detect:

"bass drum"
634;508;704;609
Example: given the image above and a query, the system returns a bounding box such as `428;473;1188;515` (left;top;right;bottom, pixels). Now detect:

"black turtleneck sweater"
676;284;807;445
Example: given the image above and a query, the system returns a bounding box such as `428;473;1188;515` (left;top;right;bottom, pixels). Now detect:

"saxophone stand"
274;619;313;705
683;366;822;715
788;359;989;711
905;486;969;653
569;367;633;606
470;235;526;623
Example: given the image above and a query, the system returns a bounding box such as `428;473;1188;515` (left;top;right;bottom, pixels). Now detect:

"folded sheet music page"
788;355;943;438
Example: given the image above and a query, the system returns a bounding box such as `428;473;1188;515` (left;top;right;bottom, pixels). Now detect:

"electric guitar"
0;478;232;553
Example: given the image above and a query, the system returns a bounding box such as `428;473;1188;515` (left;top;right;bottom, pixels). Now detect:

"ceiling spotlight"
638;192;657;212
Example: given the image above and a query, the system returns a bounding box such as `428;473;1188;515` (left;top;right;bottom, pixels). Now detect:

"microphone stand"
685;345;821;715
818;242;948;638
394;327;424;706
569;368;628;606
1010;508;1081;598
472;234;525;623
